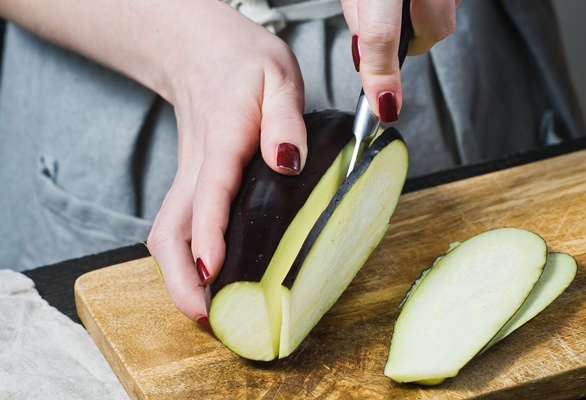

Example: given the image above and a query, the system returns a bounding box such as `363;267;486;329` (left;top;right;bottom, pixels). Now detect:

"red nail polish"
196;315;214;336
196;257;210;287
277;142;300;172
379;91;398;123
352;35;360;72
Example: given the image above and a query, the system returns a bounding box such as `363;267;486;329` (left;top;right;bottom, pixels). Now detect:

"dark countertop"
23;136;586;325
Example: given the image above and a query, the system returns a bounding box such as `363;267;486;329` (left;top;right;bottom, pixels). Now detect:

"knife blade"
346;0;413;177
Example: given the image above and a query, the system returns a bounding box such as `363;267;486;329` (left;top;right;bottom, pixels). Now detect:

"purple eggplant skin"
282;126;405;289
210;110;355;297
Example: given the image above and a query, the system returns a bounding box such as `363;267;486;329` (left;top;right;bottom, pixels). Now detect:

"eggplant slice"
385;227;548;385
279;127;408;358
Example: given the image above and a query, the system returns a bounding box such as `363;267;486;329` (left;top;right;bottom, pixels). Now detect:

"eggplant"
384;228;577;385
208;110;409;361
211;110;355;296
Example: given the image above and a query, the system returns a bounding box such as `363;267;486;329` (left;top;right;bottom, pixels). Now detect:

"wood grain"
75;150;586;399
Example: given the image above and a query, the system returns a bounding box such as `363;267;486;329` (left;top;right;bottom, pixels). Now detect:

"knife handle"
398;0;413;69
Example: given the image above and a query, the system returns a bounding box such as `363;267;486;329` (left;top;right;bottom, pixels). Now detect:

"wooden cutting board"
75;150;586;400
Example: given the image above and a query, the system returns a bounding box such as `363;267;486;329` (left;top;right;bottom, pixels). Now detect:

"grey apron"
0;0;583;271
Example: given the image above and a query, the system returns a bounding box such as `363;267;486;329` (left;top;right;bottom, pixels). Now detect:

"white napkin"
0;269;129;399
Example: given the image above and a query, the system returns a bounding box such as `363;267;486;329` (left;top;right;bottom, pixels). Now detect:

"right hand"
342;0;460;122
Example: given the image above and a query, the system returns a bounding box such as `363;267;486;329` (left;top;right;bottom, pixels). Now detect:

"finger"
356;0;404;122
260;55;307;176
409;0;458;55
147;182;208;323
190;113;260;289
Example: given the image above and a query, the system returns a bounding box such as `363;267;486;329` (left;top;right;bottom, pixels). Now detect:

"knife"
346;0;413;177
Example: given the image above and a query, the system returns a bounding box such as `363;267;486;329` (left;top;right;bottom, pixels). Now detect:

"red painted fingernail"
352;35;360;72
379;91;398;123
277;142;300;172
196;315;214;335
196;257;210;287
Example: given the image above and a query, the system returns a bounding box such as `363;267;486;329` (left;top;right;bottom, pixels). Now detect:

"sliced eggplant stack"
384;227;577;385
481;252;577;353
208;110;409;361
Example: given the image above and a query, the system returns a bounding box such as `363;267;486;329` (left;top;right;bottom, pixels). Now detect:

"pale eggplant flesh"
481;251;577;353
282;126;405;289
279;127;408;357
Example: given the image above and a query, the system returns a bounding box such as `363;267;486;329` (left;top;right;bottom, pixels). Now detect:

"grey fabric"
0;27;177;270
0;0;584;272
427;0;585;166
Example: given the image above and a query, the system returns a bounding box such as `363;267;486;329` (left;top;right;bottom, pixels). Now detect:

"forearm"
0;0;230;102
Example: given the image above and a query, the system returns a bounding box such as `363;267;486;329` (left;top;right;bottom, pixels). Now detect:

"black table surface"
23;136;586;325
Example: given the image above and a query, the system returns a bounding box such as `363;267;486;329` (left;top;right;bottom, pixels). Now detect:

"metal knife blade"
346;0;413;177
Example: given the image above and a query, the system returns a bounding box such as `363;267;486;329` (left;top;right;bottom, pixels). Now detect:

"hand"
342;0;461;122
145;1;308;326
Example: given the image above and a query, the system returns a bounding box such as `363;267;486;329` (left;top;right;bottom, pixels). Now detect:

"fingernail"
196;257;210;287
196;315;214;335
351;35;360;72
277;142;300;172
378;91;398;123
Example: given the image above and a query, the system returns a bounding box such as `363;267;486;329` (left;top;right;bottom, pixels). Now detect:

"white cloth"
0;270;128;399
